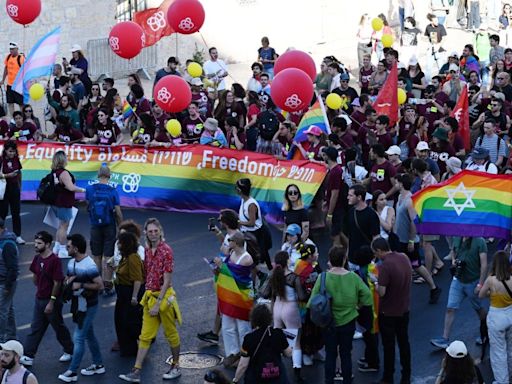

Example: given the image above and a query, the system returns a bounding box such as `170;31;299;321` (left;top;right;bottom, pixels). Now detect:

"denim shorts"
447;278;482;310
51;206;73;222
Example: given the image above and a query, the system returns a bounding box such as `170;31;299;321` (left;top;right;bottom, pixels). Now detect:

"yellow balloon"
326;93;342;110
187;62;202;78
371;17;384;32
29;83;44;101
381;34;394;48
166;119;182;137
397;88;407;105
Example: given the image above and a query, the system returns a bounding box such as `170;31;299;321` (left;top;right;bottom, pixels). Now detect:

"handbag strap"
502;280;512;299
354;209;371;244
252;326;270;357
320;272;327;295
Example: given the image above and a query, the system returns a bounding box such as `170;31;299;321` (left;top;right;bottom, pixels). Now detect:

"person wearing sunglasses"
282;184;309;243
22;104;41;130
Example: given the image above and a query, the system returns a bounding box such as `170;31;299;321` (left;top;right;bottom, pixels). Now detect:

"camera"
450;259;466;278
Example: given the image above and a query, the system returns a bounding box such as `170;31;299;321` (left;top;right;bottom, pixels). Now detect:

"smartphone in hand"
208;217;216;232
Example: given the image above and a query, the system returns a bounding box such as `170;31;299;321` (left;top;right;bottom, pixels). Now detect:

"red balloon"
153;75;192;113
109;21;144;60
6;0;41;25
167;0;205;35
274;50;316;82
271;68;314;113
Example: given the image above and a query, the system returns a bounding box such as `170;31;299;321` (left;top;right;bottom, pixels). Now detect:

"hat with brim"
416;141;430;151
190;78;203;86
8;42;18;49
204;118;219;131
446;157;462;174
286;224;302;236
70;44;82;52
446;340;468;359
385;145;401;156
471;146;489;160
432;128;449;141
0;340;23;357
448;63;459;72
305;125;322;137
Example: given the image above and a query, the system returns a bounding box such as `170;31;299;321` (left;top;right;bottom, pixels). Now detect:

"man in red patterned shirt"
119;218;181;383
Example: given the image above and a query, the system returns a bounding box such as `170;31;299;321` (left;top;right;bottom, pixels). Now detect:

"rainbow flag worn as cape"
215;261;253;321
359;262;380;333
412;170;512;240
122;101;134;119
294;259;315;320
292;99;330;143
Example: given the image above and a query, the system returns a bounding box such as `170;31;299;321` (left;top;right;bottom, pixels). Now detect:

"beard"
1;357;15;370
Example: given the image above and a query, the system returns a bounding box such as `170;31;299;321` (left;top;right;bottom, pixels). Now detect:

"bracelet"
50;295;57;300
131;296;137;301
327;214;333;218
408;240;415;244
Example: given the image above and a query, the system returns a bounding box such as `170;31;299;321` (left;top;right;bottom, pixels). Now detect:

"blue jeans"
0;282;17;342
324;320;356;384
69;305;102;373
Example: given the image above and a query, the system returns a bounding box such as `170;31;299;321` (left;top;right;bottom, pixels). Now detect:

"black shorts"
6;85;23;105
398;242;421;268
330;209;345;237
90;223;116;257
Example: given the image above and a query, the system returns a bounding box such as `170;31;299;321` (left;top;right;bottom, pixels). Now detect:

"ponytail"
270;251;289;299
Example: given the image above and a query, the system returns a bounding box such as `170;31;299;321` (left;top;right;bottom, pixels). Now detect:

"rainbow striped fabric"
292;99;330;143
412;170;512;239
214;262;253;321
122;101;134;119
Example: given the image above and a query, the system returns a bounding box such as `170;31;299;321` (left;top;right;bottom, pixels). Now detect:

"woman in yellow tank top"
479;251;512;384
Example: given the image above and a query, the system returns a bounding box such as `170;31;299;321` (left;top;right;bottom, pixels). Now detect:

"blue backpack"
88;184;115;226
309;272;334;328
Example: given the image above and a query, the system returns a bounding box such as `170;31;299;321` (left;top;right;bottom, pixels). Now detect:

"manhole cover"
177;352;223;369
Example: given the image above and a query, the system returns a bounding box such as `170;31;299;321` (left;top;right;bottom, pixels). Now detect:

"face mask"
2;357;15;370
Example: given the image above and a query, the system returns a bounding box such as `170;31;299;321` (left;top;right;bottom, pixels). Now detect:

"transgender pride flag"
12;27;62;103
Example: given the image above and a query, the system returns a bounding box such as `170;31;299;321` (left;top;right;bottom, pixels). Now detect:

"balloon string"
175;33;179;59
198;31;240;85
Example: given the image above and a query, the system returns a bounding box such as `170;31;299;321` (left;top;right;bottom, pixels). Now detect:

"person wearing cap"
1;42;25;116
154;57;181;91
321;146;349;247
20;231;73;368
294;125;326;163
430;127;455;176
415;141;441;181
190;78;212;117
386;145;404;171
407;56;427;99
472;93;510;136
443;157;462;180
63;45;92;94
434;340;482;384
0;340;38;384
474;118;507;167
439;51;459;76
332;73;358;115
479;250;512;384
203;47;228;95
0;217;18;344
200;118;228;148
85;165;122;296
442;64;466;102
466;146;499;174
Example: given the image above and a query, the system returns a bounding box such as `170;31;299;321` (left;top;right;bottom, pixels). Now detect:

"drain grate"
176;352;224;369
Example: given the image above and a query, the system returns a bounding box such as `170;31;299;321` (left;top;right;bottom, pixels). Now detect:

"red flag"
373;63;398;126
133;0;174;47
450;87;470;150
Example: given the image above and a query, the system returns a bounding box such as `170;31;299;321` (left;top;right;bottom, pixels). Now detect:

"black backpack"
6;53;23;68
243;231;261;264
37;172;58;205
1;369;31;383
257;110;279;141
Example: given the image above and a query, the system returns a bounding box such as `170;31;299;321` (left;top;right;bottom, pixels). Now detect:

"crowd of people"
0;1;511;384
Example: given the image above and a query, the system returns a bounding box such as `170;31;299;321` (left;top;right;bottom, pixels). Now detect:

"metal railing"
86;38;158;81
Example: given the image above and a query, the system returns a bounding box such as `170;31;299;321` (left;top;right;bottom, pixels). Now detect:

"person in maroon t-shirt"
23;230;73;364
190;78;212;117
350;94;371;130
429;128;455;176
0;119;11;139
375;115;393;150
357;107;377;166
321;146;348;247
151;103;170;133
368;144;397;200
182;102;206;144
397;105;416;143
87;108;121;145
359;54;375;95
133;114;156;145
416;85;444;135
441;116;466;157
332;117;354;149
9;111;39;142
44;116;84;144
225;116;246;150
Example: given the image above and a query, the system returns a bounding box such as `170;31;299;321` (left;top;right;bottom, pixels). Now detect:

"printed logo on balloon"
6;4;18;17
147;11;167;32
167;0;205;35
6;0;41;25
109;37;120;52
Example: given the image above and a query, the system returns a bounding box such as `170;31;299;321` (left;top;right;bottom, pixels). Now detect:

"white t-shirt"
343;164;368;187
203;59;228;92
465;161;498;174
239;197;263;232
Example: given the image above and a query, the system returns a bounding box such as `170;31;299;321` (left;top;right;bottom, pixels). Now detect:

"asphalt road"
7;202;496;383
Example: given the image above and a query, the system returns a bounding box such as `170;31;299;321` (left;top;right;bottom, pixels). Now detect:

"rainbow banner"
215;262;253;321
12;142;326;223
412;170;512;239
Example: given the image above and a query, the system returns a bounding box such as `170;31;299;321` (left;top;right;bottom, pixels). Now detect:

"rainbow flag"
122;101;134;119
292;98;330;143
215;262;253;321
412;170;512;240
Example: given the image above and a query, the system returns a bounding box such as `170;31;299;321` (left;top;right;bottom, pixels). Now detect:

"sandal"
413;276;425;284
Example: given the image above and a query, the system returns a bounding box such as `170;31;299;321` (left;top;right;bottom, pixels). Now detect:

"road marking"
184;277;212;288
17;313;72;331
5;212;30;220
101;301;116;308
19;273;32;280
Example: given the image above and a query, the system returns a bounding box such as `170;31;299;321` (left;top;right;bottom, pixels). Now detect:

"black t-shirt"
332;87;359;115
347;206;380;262
241;327;288;384
284;208;308;227
492;84;512;102
424;24;447;44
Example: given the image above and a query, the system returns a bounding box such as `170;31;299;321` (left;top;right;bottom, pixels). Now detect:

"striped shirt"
476;134;506;164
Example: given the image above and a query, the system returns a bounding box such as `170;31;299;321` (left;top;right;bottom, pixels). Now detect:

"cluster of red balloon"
270;50;315;113
6;0;41;25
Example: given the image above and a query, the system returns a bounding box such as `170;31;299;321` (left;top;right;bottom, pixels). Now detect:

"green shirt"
307;271;372;326
452;237;487;283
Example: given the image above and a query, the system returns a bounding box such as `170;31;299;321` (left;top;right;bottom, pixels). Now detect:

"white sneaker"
353;331;363;340
59;353;72;362
80;364;105;376
162;364;181;380
16;236;26;244
20;355;33;366
58;370;78;382
302;354;313;366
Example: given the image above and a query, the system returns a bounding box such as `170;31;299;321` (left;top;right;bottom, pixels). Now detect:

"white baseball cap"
446;340;468;359
416;141;430;151
0;340;24;356
8;42;18;49
385;145;401;156
70;44;82;53
448;63;459;72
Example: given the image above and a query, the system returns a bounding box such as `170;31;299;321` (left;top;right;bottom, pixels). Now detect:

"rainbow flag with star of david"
412;170;512;240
